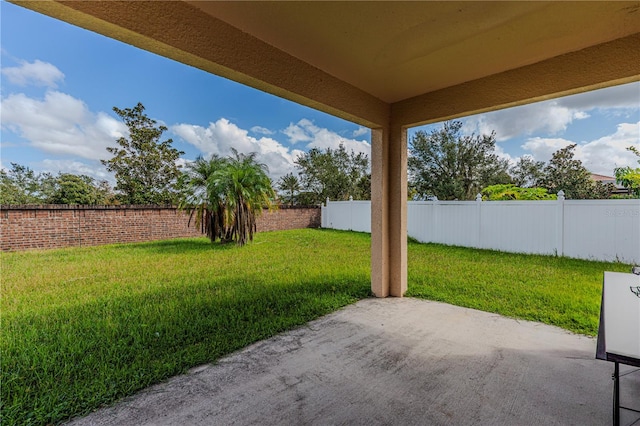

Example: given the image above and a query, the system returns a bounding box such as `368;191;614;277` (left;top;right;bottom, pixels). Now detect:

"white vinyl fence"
321;196;640;264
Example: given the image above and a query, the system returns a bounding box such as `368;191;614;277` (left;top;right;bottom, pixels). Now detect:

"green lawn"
406;240;630;335
1;229;631;425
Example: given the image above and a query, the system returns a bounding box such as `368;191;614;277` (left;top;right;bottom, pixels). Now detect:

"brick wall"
0;205;320;251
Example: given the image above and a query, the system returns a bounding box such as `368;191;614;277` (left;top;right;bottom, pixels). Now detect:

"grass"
1;230;371;426
1;229;631;425
406;239;631;335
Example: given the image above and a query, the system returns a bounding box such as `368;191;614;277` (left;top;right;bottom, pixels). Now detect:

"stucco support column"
388;122;408;297
371;123;407;298
371;127;389;297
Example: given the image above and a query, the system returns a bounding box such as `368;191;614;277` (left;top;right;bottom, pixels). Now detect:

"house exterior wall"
0;205;320;251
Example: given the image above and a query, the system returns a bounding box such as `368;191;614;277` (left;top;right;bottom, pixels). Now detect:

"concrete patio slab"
67;298;639;426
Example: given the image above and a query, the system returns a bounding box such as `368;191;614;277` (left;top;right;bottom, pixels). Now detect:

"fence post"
476;193;482;249
430;196;438;243
322;197;331;228
556;190;565;257
433;197;440;243
349;196;354;231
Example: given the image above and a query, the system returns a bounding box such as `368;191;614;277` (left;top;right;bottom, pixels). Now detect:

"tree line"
3;105;638;209
1;103;372;208
408;120;639;201
0;164;116;205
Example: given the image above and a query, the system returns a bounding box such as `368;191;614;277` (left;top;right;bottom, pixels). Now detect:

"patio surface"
67;298;639;425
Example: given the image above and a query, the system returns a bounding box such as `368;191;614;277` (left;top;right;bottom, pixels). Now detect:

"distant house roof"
591;173;616;182
591;173;628;193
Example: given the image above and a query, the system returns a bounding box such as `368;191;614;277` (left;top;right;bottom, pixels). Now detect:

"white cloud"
557;82;640;110
172;118;304;179
353;126;369;137
521;137;575;164
521;121;640;176
38;159;114;183
579;122;640;175
461;82;639;141
0;90;126;160
283;119;314;144
250;125;274;135
463;101;577;141
174;118;372;179
1;59;65;88
284;119;371;157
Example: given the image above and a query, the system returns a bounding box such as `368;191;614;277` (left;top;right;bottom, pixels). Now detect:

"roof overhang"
11;1;640;128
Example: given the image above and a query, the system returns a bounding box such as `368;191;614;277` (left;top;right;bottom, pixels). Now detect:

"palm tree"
181;150;276;246
179;154;228;243
277;173;300;206
213;150;276;245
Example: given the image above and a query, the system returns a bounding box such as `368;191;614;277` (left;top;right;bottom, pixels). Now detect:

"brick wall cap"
0;204;176;211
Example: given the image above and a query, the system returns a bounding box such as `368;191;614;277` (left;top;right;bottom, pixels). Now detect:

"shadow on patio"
66;298;637;425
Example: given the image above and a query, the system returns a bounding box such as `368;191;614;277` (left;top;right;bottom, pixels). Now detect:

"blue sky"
1;1;639;185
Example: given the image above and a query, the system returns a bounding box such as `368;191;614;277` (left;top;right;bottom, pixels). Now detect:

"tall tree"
101;103;184;205
277;173;301;206
408;121;510;200
49;174;111;205
295;144;369;204
539;144;611;199
0;163;117;205
95;180;118;205
0;163;48;204
509;155;545;188
355;173;372;201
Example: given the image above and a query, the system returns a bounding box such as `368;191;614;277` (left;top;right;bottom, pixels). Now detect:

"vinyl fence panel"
478;201;559;255
350;201;371;233
562;200;640;263
322;198;640;264
322;199;370;232
428;202;480;247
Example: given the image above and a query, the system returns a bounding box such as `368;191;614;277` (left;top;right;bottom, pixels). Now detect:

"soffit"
11;1;640;127
187;1;640;104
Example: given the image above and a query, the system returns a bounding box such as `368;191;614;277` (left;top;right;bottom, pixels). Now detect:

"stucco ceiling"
188;1;640;103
